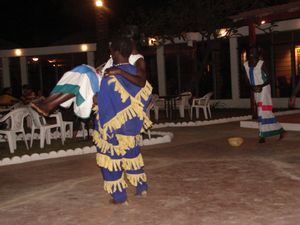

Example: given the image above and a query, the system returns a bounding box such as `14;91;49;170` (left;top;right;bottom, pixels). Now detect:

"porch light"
81;44;88;51
260;20;266;25
148;37;157;46
15;49;22;56
95;0;103;7
218;28;228;38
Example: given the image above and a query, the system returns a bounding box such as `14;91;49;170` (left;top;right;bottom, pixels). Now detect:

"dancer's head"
109;36;133;64
248;46;259;66
117;25;141;53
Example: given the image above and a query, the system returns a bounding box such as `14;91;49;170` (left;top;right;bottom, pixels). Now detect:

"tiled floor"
0;122;300;225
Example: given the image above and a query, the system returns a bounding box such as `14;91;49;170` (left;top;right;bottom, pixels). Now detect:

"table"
158;95;180;120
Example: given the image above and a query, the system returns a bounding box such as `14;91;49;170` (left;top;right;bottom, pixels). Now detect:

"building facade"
0;18;300;108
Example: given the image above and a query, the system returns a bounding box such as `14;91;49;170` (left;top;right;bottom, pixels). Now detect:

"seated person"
21;85;37;105
0;87;19;106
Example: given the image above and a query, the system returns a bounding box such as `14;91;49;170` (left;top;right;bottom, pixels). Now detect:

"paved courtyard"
0;122;300;225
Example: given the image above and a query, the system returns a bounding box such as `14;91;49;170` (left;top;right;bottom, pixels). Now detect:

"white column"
2;57;10;88
156;45;166;96
229;38;240;102
87;52;95;67
20;56;28;85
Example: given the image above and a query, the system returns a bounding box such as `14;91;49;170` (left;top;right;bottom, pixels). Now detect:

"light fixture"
48;59;56;63
95;0;103;7
218;28;228;38
15;49;22;56
260;20;266;25
148;37;157;46
32;57;39;62
81;44;88;51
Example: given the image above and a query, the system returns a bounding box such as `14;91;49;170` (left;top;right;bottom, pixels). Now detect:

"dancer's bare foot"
31;102;49;117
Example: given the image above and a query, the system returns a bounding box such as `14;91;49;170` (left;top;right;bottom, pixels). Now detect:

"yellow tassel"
93;131;140;156
96;153;123;171
126;173;147;187
135;81;153;101
92;105;99;113
122;154;145;171
108;77;131;103
108;76;152;104
116;134;138;150
103;174;128;194
98;76;153;141
93;131;126;156
103;102;143;133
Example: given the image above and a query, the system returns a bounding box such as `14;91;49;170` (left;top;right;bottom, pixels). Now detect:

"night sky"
0;0;290;48
0;0;160;48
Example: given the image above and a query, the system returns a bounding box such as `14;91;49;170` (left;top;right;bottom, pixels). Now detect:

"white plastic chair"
176;92;192;118
28;108;62;148
190;92;213;120
50;112;73;144
146;94;160;121
80;121;88;140
0;107;29;153
145;102;154;139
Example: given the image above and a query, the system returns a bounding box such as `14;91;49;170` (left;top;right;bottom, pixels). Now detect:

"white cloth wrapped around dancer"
52;54;143;119
244;60;285;138
51;64;101;119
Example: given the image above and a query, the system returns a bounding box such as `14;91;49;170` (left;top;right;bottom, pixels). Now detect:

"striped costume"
51;64;101;119
244;60;284;138
93;63;152;203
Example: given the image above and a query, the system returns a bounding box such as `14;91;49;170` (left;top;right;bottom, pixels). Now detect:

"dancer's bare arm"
104;58;146;87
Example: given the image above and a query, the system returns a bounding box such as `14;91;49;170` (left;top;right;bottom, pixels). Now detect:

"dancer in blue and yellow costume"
93;36;152;204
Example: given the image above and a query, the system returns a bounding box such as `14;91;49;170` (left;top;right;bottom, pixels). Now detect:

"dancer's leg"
31;93;74;116
42;93;62;104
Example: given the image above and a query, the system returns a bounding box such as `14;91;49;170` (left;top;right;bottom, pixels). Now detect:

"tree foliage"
126;0;288;41
125;0;289;96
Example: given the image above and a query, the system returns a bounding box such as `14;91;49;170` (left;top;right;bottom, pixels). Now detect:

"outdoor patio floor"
0;121;300;225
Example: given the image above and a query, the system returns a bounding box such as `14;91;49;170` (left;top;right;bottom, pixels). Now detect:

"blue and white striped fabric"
244;60;284;138
51;64;101;118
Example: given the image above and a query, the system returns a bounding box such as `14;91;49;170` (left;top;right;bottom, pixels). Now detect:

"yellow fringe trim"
96;153;122;171
126;173;147;187
103;174;128;194
135;81;153;102
97;76;153;141
92;105;98;113
103;103;144;134
122;154;145;171
108;77;131;103
96;153;145;172
116;134;138;150
143;113;152;130
108;78;152;103
93;132;140;156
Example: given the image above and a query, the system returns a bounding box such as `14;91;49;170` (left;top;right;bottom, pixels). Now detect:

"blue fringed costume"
93;64;152;203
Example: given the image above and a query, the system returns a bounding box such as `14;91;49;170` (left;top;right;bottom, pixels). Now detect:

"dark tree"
125;0;289;96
